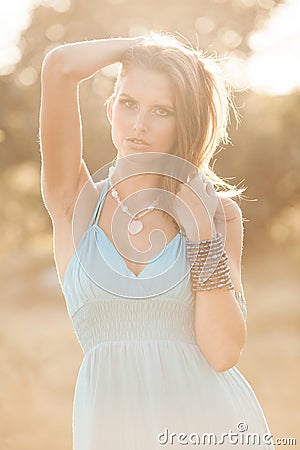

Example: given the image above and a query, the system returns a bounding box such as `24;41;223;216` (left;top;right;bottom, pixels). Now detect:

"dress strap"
88;178;110;228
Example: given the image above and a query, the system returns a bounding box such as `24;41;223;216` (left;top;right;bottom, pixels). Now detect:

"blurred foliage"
216;90;300;257
1;0;299;263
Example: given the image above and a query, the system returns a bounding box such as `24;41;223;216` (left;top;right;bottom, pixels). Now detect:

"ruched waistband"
71;299;197;353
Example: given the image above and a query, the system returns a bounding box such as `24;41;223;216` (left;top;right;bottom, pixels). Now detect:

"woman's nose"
133;110;148;131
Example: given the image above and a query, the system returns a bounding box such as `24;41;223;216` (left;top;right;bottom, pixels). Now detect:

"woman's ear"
106;97;114;125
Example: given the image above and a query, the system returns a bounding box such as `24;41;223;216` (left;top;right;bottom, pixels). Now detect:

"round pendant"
128;219;143;235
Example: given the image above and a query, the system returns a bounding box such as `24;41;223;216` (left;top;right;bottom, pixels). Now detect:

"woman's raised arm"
39;38;139;220
56;37;140;83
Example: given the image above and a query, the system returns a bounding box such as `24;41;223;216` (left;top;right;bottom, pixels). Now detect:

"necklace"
108;165;160;235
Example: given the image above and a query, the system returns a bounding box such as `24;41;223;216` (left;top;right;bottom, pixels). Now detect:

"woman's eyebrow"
119;93;174;109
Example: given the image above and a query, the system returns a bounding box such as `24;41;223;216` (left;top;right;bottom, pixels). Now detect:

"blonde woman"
39;33;274;449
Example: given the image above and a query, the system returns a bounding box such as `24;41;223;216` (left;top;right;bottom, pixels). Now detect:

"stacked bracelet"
186;232;235;292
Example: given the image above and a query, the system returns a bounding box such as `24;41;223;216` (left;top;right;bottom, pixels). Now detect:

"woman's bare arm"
39;38;139;220
56;37;140;82
194;198;247;372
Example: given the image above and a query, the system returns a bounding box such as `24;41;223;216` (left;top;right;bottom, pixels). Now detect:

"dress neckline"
94;223;181;278
94;177;183;278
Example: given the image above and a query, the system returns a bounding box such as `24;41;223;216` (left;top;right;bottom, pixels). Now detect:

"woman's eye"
121;99;136;109
154;109;169;117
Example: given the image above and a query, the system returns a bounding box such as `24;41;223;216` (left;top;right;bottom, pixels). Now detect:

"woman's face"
108;66;177;158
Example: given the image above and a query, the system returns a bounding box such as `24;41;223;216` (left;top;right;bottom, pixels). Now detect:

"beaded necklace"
108;165;160;235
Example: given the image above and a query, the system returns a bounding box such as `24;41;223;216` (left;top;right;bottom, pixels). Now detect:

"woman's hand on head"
132;36;146;45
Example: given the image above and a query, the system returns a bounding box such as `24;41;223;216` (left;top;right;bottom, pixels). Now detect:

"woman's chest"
97;205;179;277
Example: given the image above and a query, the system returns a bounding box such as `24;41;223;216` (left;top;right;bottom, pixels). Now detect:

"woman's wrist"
186;231;235;292
184;216;217;242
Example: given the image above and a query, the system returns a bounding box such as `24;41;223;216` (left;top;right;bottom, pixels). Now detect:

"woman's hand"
172;172;219;241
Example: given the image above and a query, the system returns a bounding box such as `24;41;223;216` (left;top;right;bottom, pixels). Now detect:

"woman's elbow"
210;346;244;373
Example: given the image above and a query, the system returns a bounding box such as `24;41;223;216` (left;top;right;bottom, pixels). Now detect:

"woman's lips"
126;138;150;148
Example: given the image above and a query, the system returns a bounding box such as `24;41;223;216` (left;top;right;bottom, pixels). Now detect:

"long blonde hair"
108;31;245;201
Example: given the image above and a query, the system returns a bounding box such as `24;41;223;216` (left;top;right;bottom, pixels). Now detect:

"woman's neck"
110;156;164;202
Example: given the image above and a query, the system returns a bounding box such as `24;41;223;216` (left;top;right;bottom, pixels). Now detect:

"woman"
39;33;274;449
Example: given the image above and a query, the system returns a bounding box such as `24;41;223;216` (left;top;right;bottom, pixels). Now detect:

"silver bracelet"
186;232;235;292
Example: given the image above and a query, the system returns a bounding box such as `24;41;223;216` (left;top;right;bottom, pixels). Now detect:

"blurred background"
0;0;299;448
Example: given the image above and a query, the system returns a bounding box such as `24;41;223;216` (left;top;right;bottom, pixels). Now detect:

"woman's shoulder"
95;178;108;195
216;193;243;222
